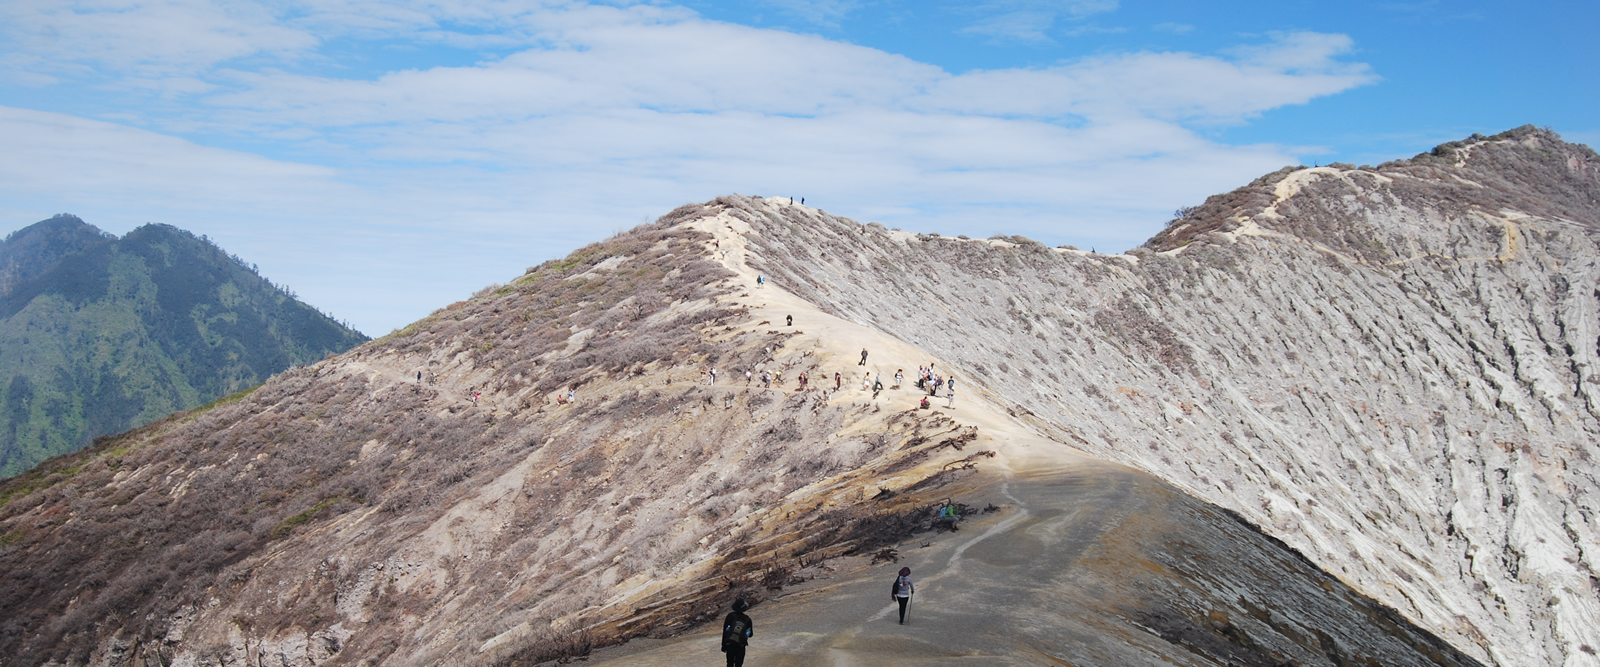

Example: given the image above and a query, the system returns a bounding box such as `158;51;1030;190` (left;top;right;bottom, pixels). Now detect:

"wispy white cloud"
754;0;863;26
959;0;1119;43
0;0;317;77
0;1;1375;333
1152;21;1193;34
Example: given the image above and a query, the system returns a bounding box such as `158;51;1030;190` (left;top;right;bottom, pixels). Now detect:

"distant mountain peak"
0;215;367;476
1144;126;1600;256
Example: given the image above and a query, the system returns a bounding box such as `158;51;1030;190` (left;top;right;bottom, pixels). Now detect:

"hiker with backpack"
891;567;915;624
722;598;754;666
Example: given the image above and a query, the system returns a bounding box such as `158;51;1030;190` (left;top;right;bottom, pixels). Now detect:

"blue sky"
0;0;1594;335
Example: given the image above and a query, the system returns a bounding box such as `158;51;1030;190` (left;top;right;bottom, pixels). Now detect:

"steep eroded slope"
735;128;1600;666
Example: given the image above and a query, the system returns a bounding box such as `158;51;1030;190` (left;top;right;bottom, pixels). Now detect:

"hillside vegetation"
0;216;368;476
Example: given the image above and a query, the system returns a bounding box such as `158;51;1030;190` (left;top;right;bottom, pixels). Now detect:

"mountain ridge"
0;128;1594;666
734;126;1600;665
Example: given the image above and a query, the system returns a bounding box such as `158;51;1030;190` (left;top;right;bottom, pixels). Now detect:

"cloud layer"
0;0;1376;334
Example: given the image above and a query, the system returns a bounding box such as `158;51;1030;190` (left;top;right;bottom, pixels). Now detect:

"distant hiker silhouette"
891;567;915;624
859;349;868;365
834;372;842;390
722;598;754;667
786;314;792;326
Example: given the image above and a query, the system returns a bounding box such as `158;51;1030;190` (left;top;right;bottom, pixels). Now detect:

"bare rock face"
737;126;1600;666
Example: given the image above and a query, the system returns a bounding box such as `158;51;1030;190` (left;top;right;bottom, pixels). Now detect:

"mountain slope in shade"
0;215;368;476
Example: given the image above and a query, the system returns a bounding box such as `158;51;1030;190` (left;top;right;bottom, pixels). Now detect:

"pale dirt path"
685;201;1095;480
583;460;1171;666
572;206;1161;665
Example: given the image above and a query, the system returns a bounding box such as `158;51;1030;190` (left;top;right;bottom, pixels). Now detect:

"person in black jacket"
891;566;915;624
721;598;754;667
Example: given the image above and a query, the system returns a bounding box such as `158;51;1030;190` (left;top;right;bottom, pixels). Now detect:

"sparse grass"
270;496;344;540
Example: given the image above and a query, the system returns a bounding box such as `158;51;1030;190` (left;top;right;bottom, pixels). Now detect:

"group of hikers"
531;314;960;411
697;358;954;410
720;565;919;666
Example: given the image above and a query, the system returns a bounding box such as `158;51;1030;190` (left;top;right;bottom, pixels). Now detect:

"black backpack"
723;616;750;647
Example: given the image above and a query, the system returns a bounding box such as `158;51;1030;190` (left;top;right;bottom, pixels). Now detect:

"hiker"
472;391;481;406
786;314;793;326
745;369;753;386
801;197;805;205
798;372;808;389
859;349;868;365
567;388;576;403
891;567;915;624
709;367;718;385
938;500;961;530
919;396;930;410
722;598;754;667
417;371;422;382
757;275;765;287
762;371;771;388
894;369;904;388
946;388;956;408
861;373;872;391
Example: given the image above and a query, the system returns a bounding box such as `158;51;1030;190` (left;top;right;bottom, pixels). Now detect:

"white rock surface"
734;130;1600;666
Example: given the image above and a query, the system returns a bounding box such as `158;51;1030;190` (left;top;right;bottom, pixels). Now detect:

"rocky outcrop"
736;127;1600;666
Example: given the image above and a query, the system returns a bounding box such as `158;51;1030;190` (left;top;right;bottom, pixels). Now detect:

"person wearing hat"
891;566;915;624
721;598;754;666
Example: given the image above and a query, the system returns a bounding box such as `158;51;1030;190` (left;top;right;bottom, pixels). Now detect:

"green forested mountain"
0;215;368;476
